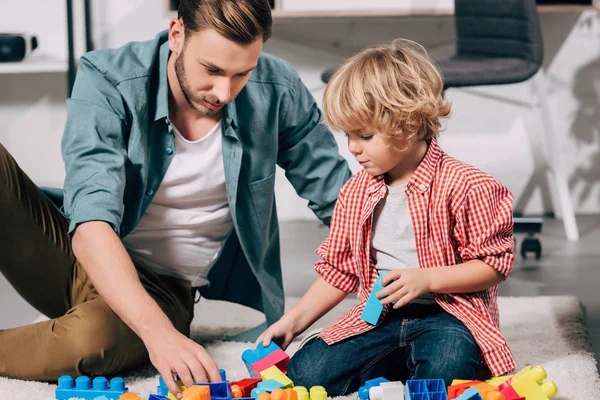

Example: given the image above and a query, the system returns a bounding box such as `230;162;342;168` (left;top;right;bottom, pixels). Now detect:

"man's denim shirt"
61;30;351;325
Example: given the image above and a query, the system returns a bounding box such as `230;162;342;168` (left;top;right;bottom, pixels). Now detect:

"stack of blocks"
241;342;292;398
360;271;389;325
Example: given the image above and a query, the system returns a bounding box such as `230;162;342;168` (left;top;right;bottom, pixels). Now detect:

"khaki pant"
0;143;195;381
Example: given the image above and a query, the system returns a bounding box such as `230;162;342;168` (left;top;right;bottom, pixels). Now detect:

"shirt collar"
365;138;443;196
154;34;238;130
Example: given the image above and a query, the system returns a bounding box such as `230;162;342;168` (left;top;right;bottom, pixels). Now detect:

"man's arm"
276;72;352;225
62;55;220;396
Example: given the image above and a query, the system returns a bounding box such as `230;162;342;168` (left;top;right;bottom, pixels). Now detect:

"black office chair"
321;0;580;259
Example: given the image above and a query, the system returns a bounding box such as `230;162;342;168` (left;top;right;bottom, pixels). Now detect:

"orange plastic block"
271;388;299;400
231;384;243;398
181;385;211;400
258;392;272;400
231;378;262;398
473;382;505;400
119;393;141;400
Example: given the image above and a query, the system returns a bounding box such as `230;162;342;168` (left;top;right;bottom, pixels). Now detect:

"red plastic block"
231;378;262;398
251;349;290;375
448;381;481;399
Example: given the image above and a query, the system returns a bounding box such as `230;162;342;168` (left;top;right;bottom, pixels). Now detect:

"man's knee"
60;300;139;375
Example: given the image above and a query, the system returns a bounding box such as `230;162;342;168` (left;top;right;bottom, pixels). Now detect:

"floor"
1;216;600;370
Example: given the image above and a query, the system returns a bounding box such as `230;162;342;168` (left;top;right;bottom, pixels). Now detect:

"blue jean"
286;303;484;396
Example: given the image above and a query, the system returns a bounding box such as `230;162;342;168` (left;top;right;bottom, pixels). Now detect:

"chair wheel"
520;237;542;260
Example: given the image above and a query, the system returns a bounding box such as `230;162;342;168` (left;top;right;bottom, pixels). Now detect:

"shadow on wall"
569;55;600;209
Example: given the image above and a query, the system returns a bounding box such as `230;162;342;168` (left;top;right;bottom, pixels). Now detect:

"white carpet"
1;296;599;399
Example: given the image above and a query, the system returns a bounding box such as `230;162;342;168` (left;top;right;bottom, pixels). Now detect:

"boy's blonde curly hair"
323;39;451;145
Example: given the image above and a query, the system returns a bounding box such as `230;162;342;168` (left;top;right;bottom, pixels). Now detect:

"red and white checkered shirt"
315;139;516;376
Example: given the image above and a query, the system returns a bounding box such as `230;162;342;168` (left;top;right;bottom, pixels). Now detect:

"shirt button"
146;188;154;196
165;147;173;155
419;184;428;191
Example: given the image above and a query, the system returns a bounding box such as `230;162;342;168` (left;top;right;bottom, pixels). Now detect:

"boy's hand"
376;268;432;309
254;315;298;350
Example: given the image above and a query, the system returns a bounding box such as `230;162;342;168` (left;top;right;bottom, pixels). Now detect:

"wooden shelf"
0;53;67;74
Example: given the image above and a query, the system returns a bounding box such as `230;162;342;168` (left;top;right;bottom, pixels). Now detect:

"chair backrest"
455;0;543;67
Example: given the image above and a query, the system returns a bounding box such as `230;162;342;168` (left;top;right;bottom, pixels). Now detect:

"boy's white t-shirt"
371;184;435;304
122;120;233;286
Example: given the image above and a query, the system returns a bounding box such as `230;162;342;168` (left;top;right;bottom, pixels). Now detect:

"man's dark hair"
178;0;272;43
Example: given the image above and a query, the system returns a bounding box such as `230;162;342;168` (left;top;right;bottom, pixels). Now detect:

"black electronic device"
0;33;38;62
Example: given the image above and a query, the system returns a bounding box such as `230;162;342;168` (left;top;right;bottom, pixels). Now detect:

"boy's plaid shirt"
315;139;516;376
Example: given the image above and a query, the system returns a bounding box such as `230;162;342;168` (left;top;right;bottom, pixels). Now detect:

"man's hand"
144;326;222;398
254;315;299;351
376;268;432;309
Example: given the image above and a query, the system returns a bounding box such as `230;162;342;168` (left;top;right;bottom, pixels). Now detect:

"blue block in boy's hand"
360;271;389;325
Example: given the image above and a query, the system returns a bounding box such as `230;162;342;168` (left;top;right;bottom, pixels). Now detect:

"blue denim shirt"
61;30;351;325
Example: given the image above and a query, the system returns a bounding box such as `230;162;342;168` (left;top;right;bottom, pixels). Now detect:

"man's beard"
175;52;221;116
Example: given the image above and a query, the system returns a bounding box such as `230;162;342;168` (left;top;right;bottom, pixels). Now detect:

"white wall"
1;0;599;221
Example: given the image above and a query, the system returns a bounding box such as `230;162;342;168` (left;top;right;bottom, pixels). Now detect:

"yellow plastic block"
511;365;558;400
181;385;211;400
485;376;512;387
260;366;284;381
272;373;294;389
119;393;141;400
310;386;327;400
293;386;309;400
168;380;188;400
451;380;477;386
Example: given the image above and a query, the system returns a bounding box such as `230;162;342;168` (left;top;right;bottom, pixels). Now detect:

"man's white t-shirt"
122;120;233;286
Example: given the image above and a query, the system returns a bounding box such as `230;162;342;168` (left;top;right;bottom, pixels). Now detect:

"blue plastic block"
251;379;285;398
219;369;227;381
94;396;109;400
149;395;170;400
157;376;169;396
358;377;391;400
56;375;127;400
454;387;483;400
404;379;447;400
193;381;232;400
242;342;280;365
360;271;389;325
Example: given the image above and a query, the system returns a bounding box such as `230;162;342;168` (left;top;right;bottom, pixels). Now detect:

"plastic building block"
182;385;212;400
448;381;481;399
485;377;512;387
309;386;327;400
193;381;232;400
149;396;170;400
369;381;404;400
232;385;243;398
359;377;391;400
242;342;281;365
56;375;128;400
271;388;298;400
502;365;557;400
95;396;110;400
251;379;285;398
220;369;227;381
404;379;448;400
361;271;389;325
231;378;262;398
251;350;290;376
293;386;309;400
258;366;293;388
119;393;141;400
455;388;483;400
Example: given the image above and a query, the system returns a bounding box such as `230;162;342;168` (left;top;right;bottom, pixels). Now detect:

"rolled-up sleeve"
61;55;128;236
314;193;360;292
457;180;515;277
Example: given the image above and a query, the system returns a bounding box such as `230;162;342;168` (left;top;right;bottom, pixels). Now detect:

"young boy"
256;39;515;395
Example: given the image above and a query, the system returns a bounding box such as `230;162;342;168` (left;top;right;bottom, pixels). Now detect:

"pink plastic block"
251;349;290;375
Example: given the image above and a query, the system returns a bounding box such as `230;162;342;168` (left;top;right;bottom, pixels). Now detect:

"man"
0;0;350;397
